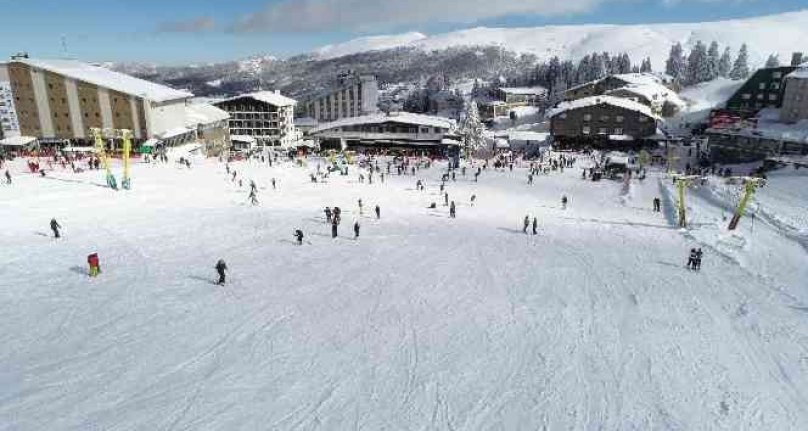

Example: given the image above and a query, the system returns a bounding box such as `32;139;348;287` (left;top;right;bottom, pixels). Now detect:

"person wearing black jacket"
215;259;227;285
50;218;62;238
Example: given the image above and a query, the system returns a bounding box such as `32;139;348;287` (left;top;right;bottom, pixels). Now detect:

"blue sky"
0;0;806;64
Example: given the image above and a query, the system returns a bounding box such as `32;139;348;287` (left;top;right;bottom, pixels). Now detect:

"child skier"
87;253;100;277
50;218;61;239
215;259;227;285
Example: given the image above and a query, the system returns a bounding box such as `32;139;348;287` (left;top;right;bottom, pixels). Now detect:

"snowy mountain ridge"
312;10;808;69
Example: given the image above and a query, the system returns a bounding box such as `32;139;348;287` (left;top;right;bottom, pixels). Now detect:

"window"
614;128;623;135
600;115;610;121
559;113;567;119
773;72;782;79
759;83;766;90
771;82;780;90
582;126;591;135
769;94;778;101
757;94;764;100
583;114;592;121
598;128;608;135
615;115;624;122
742;93;751;100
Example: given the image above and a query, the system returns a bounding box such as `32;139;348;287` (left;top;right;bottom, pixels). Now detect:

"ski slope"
1;154;808;429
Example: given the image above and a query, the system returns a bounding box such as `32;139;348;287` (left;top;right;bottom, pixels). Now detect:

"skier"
215;259;227;285
87;253;100;277
449;201;456;218
353;221;360;239
470;194;476;207
653;197;661;212
248;188;258;205
375;205;380;219
532;217;538;235
528;173;534;185
294;229;304;245
4;169;11;184
249;180;257;194
695;248;703;270
271;178;277;190
325;206;332;223
50;218;61;239
232;171;237;182
358;199;364;215
444;192;449;206
331;218;338;238
561;195;568;210
687;248;697;270
523;215;530;233
334;207;342;224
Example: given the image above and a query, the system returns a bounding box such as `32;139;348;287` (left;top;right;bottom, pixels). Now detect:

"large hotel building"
303;74;379;123
0;57;229;151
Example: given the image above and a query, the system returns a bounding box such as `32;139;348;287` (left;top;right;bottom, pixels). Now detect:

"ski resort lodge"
548;95;660;148
0;56;230;154
308;112;459;155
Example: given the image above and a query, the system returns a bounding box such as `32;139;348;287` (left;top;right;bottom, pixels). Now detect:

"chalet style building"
214;91;297;148
548;95;660;148
565;73;682;117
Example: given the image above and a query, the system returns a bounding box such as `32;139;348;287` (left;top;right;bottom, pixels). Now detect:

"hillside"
313;10;808;69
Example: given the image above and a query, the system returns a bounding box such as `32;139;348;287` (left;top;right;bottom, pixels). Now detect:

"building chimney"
791;52;804;67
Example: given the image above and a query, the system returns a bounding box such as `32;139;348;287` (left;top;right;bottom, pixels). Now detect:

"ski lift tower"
727;177;766;230
671;174;703;228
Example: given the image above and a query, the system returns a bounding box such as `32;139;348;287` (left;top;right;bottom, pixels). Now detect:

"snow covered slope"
312;10;808;70
3;154;808;429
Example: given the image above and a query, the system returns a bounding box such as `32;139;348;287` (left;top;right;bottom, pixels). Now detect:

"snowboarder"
532;217;538;235
50;218;61;239
353;221;360;239
653;197;661;212
523;215;530;233
375;205;380;219
87;253;100;277
325;207;332;223
449;201;456;218
294;229;304;245
561;195;568;210
215;259;227;285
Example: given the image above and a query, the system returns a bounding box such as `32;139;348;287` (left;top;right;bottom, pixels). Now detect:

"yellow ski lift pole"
92;128;118;190
728;178;765;230
121;129;132;189
672;175;700;228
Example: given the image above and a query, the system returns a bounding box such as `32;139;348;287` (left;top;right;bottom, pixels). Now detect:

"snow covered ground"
2;154;808;429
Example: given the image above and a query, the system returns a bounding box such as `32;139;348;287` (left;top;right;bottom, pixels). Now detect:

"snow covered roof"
14;58;193;103
547;95;660;121
786;67;808;79
185;104;229;128
499;87;547;96
311;112;455;134
219;91;297;107
606;83;686;108
0;135;36;147
159;127;193;139
611;73;665;87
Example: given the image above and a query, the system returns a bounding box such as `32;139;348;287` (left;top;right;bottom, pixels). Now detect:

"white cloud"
230;0;606;33
157;17;216;33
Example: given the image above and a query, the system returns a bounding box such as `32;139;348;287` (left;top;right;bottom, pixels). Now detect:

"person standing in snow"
444;192;449;207
294;229;304;245
215;259;227;285
449;201;456;218
523;215;530;233
87;253;101;277
695;248;703;270
334;207;342;225
470;194;476;207
271;178;277;190
687;248;697;270
653;197;661;212
561;195;568;210
50;218;62;239
375;205;380;219
528;173;534;185
358;199;364;215
331;218;339;238
532;217;538;235
248;188;258;205
249;180;257;194
4;170;11;184
353;221;360;239
325;207;332;223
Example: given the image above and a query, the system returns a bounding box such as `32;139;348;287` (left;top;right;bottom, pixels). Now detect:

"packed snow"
2;152;808;429
310;10;808;70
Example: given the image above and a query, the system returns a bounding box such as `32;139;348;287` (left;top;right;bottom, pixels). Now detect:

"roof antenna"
60;35;69;59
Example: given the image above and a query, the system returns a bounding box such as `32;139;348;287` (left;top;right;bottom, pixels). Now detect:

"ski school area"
1;148;808;429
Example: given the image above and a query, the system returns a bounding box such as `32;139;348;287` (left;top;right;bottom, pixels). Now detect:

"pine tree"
687;41;710;85
718;47;732;78
617;53;632;74
730;43;750;80
460;101;485;156
640;57;653;73
575;55;591;84
591;53;606;81
765;53;780;68
665;43;687;83
707;41;720;81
